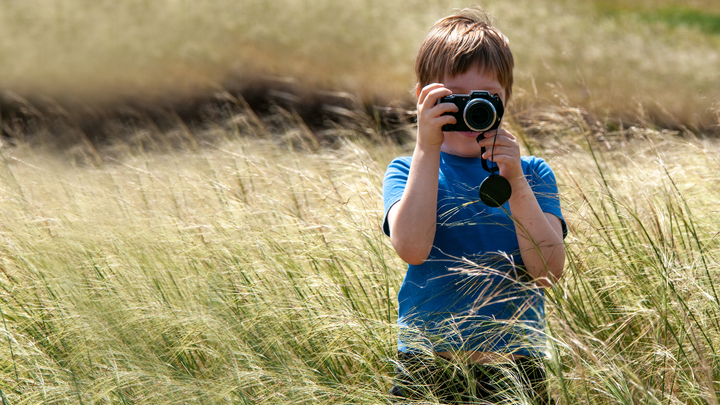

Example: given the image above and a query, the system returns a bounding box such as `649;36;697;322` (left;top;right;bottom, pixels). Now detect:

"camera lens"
463;99;497;132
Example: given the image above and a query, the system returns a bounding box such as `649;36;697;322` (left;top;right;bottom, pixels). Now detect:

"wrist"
416;123;445;151
414;138;443;155
508;176;533;203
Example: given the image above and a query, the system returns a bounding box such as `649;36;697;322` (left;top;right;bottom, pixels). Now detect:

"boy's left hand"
476;129;523;183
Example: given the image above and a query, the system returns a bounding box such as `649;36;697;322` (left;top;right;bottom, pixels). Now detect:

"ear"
415;83;421;99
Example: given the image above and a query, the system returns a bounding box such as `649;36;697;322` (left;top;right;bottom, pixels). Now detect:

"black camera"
438;91;504;133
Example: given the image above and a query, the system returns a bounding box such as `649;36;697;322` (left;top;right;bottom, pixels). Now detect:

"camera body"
438;91;504;133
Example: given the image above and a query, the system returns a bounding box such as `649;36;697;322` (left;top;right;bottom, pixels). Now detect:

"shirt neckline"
440;151;484;167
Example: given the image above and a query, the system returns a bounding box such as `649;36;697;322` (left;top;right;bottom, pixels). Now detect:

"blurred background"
1;0;719;133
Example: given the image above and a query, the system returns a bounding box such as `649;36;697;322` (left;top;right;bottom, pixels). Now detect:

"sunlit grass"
546;126;720;404
0;128;403;403
0;103;717;403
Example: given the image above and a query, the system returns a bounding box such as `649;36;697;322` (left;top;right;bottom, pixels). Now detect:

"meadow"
0;0;719;404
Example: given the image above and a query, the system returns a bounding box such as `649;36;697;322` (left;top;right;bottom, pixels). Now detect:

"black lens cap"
479;174;512;207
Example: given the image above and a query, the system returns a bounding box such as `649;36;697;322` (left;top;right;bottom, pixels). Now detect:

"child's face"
440;67;506;158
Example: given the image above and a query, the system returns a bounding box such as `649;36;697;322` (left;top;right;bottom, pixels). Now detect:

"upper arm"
382;158;411;237
544;212;565;242
385;200;399;237
528;157;567;240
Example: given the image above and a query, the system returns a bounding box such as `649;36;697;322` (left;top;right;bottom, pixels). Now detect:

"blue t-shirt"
382;151;566;357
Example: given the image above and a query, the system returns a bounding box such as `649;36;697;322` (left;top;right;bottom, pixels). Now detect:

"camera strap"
476;132;499;174
480;147;498;174
476;131;512;207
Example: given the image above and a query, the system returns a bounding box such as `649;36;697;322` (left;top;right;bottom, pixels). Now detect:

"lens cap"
479;174;512;207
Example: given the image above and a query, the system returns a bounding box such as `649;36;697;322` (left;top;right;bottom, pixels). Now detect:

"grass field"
0;105;718;403
0;0;719;404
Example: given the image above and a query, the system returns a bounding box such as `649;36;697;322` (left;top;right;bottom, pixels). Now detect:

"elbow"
534;270;562;289
396;246;431;266
403;254;429;266
552;250;566;282
537;253;565;288
391;237;432;265
540;268;564;288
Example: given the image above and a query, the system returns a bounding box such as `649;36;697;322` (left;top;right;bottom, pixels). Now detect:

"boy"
383;7;567;404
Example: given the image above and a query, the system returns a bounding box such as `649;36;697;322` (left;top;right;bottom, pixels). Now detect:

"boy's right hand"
416;83;458;150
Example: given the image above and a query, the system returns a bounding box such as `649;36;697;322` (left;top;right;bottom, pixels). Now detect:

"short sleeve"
382;157;412;237
525;157;568;239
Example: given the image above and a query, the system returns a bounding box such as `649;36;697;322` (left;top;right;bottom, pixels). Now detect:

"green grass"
646;7;720;35
595;1;720;36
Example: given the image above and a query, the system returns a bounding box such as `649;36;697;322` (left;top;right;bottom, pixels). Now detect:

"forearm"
508;180;566;287
388;145;441;265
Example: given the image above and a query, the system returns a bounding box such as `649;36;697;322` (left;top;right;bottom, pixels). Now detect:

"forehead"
442;68;504;97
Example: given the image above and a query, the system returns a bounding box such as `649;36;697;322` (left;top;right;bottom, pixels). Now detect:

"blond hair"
415;7;514;101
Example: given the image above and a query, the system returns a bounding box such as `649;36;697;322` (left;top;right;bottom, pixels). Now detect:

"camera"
438;91;504;133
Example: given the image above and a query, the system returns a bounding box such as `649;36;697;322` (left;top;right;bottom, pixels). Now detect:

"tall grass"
544;121;720;404
0;122;404;403
0;102;717;403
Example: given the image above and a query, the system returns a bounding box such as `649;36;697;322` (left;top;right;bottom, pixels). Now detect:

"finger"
431;101;459;116
435;115;457;128
418;101;457;125
482;141;519;153
482;146;519;161
477;133;517;148
418;83;447;105
421;87;453;109
481;128;514;140
493;129;516;140
487;155;521;169
477;135;505;149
